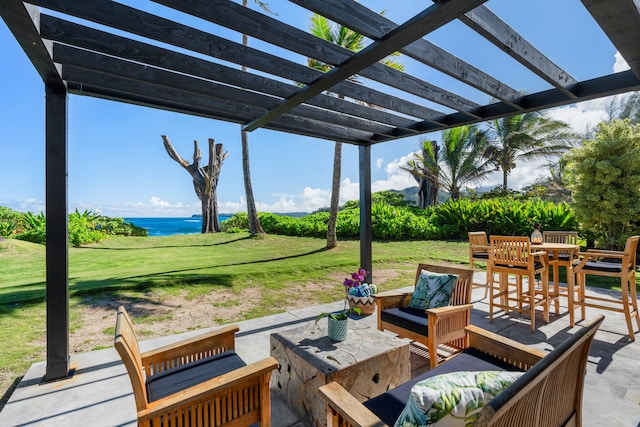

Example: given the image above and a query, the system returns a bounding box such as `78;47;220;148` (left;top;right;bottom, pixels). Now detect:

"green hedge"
221;198;578;241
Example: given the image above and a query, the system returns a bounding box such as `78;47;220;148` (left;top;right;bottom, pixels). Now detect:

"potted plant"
315;307;361;342
344;268;377;315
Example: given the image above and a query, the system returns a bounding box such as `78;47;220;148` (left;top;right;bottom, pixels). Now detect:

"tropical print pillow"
394;370;523;427
408;270;458;310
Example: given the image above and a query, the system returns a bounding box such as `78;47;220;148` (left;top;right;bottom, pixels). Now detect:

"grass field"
0;232;630;408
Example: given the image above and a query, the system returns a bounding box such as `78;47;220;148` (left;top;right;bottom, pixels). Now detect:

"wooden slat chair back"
468;231;493;298
114;306;278;426
376;263;474;368
489;236;550;332
542;230;580;318
319;315;604;427
573;235;640;341
543;230;579;245
115;307;150;411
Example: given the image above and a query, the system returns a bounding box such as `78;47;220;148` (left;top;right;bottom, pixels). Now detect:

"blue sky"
0;0;629;217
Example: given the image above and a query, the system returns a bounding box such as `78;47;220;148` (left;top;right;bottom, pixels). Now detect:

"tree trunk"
241;2;265;236
327;141;342;248
162;135;228;233
416;177;428;209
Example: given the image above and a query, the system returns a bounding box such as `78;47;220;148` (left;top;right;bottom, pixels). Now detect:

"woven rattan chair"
573;235;640;341
114;306;278;427
375;263;474;368
489;236;550;332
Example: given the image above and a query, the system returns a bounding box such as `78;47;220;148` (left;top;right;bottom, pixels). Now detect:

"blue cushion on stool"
146;350;246;402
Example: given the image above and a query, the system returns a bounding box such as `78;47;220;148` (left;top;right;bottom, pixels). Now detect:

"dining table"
530;241;580;326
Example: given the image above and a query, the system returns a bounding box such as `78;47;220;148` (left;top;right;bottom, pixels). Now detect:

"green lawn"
0;232;631;406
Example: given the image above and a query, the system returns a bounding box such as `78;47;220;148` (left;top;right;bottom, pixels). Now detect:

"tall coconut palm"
240;0;271;236
485;111;577;191
308;13;404;248
403;125;493;201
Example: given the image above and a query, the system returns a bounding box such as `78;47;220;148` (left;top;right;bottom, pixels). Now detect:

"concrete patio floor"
1;275;639;426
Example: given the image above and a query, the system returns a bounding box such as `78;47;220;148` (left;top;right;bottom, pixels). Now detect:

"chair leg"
621;276;636;342
567;266;575;327
630;274;640;330
542;271;550;324
528;274;536;333
428;343;439;369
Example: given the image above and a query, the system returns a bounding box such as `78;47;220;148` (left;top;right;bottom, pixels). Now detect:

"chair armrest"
465;325;545;370
374;291;413;310
425;303;473;317
138;356;279;423
141;324;240;373
471;244;491;251
580;250;624;259
319;382;386;427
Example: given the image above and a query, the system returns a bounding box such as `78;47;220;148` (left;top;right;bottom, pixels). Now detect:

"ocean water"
124;215;232;237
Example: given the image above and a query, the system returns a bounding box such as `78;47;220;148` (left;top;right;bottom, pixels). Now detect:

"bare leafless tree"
162;135;228;232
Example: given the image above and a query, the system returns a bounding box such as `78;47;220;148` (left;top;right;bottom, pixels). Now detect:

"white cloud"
613;51;630;73
375;157;384;168
1;198;45;213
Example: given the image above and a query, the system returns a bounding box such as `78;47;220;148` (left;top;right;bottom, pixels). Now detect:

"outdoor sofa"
320;314;604;427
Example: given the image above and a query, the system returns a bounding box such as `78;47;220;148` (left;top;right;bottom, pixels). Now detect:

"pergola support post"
44;83;70;382
359;144;373;283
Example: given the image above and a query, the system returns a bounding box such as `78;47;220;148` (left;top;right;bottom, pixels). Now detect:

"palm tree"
308;13;404;248
485;111;576;191
403;125;493;201
240;0;271;236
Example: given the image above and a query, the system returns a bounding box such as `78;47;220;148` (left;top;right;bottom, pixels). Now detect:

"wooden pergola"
2;0;639;381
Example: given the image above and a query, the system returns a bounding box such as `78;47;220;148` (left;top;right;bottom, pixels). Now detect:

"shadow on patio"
0;278;638;426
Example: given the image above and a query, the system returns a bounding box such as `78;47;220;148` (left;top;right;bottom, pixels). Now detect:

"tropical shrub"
0;206;146;245
565;119;640;249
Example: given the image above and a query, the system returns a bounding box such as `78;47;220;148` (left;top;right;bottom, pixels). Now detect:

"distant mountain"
389;187;450;205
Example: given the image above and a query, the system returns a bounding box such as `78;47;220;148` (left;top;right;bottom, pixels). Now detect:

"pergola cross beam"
242;0;488;132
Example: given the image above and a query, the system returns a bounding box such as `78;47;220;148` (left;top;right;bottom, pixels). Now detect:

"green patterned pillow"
408;270;458;310
394;370;523;427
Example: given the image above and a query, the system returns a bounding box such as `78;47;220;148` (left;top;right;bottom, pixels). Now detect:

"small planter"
327;317;349;342
347;295;376;315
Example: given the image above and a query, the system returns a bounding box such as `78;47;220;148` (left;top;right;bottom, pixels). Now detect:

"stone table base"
270;319;410;427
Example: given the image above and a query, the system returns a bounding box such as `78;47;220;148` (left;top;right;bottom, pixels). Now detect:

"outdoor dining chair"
543;230;580;315
468;231;496;299
573;235;640;341
489;236;550;332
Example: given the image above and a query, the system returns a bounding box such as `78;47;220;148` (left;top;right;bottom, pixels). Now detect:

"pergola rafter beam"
459;5;579;99
38;15;430;132
32;0;445;123
243;0;488;132
581;0;640;79
61;64;378;143
289;0;524;110
56;46;397;138
0;0;63;88
154;0;481;114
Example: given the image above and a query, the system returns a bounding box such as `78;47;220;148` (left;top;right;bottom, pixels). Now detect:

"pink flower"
343;268;367;289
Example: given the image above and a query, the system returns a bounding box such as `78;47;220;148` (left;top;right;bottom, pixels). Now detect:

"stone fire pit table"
270;319;411;427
